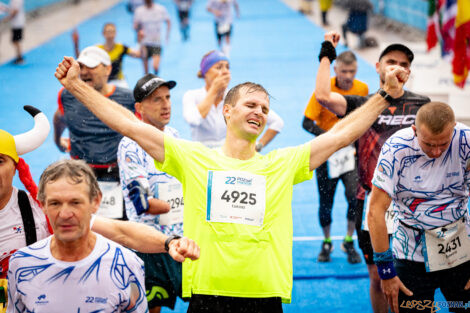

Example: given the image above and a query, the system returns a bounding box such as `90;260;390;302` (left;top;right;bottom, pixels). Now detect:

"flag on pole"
426;0;441;51
452;0;470;88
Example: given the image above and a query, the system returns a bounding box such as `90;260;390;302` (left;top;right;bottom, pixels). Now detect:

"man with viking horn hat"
0;106;51;312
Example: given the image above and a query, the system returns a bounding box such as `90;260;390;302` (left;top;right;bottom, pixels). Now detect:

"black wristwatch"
377;88;393;103
164;235;182;252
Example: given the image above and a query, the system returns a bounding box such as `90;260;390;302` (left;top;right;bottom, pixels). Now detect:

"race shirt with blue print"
7;233;147;312
372;123;470;262
118;126;183;236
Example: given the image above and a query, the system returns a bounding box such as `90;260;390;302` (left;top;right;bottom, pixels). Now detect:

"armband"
374;248;397;280
318;41;336;63
376;261;397;280
127;180;150;215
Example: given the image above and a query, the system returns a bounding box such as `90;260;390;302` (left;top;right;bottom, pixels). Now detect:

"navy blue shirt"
58;85;135;164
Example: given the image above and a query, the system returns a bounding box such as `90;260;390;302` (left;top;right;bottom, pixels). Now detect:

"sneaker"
317;241;333;262
13;57;24;65
341;240;362;264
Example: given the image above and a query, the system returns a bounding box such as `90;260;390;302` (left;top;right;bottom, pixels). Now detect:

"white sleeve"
266;109;284;133
123;253;148;312
6;257;25;312
371;137;396;197
182;90;204;126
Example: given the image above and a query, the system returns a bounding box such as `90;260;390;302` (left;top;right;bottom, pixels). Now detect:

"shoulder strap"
17;190;37;245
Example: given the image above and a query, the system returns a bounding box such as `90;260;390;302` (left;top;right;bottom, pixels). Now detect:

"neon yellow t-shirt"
156;136;312;303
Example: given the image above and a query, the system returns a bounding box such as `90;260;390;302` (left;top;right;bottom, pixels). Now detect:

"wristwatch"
164;235;182;252
377;88;392;103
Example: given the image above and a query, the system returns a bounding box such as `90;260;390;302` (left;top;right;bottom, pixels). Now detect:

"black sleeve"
343;95;368;116
302;116;325;136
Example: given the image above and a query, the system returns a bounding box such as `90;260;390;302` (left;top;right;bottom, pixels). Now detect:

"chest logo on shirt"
413;175;422;183
35;294;49;305
13;226;22;234
377;114;416;126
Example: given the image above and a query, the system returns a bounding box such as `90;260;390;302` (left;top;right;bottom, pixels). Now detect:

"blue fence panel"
368;0;428;31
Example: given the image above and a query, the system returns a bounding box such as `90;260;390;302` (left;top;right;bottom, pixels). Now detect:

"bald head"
415;102;455;134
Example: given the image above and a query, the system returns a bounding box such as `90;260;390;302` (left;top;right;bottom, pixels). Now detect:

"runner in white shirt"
134;0;171;75
7;160;144;312
118;74;185;312
368;102;470;313
206;0;239;56
183;50;284;150
8;233;147;313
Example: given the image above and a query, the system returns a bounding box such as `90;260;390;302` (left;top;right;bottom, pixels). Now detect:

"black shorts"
395;259;470;313
187;294;283;313
12;28;23;42
136;252;183;309
215;22;232;40
178;10;189;21
144;45;162;58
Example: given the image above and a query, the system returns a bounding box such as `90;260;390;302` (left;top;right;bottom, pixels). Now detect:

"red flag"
427;0;440;51
452;0;470;88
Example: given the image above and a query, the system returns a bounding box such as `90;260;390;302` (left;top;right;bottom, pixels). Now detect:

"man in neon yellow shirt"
54;42;408;311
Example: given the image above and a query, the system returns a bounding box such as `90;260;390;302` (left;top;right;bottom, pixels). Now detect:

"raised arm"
54;56;166;163
309;65;408;171
92;216;200;262
314;31;348;116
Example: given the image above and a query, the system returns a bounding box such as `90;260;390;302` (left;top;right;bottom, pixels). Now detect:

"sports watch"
377;88;392;103
164;235;182;252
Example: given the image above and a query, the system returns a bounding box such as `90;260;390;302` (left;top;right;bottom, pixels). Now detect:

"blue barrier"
369;0;428;31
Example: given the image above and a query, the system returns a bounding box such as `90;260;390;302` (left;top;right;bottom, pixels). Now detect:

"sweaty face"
376;50;411;85
225;88;270;141
413;123;455;159
137;86;171;131
43;177;99;244
103;25;116;42
204;60;230;84
334;61;357;90
79;63;110;92
0;153;16;205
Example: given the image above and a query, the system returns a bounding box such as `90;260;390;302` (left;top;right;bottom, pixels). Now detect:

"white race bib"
97;181;124;219
327;145;355;179
206;171;266;227
423;217;470;272
362;193;395;234
217;23;231;34
156;182;184;226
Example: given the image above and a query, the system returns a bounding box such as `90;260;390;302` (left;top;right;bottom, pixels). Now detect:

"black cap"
379;44;414;63
133;74;176;102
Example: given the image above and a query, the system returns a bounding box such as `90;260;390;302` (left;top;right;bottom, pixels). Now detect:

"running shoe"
341;240;362;264
317;241;333;262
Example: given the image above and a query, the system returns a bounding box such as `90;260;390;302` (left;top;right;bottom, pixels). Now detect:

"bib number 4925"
221;190;256;205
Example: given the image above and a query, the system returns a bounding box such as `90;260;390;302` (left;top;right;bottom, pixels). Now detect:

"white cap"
77;46;111;68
